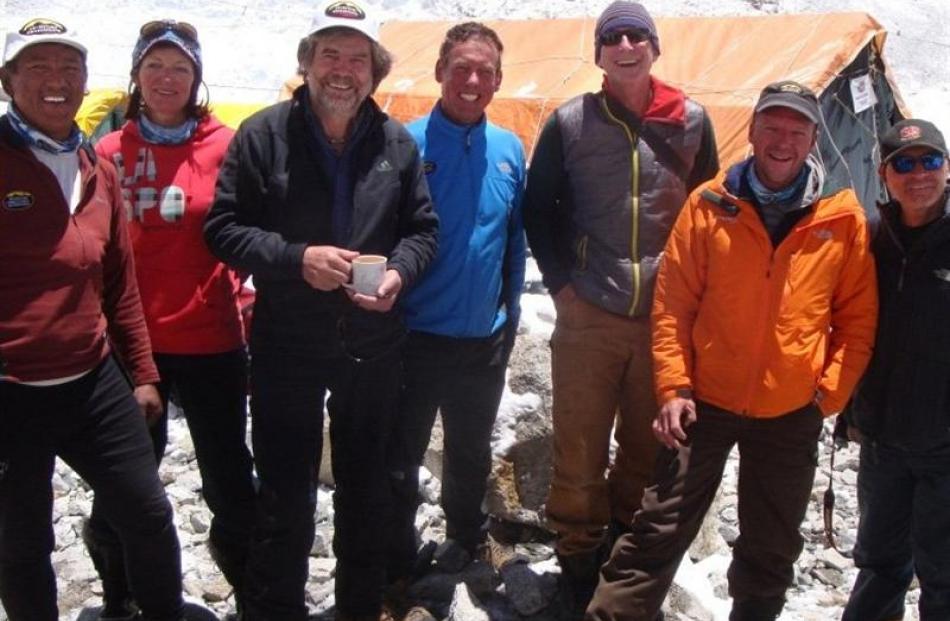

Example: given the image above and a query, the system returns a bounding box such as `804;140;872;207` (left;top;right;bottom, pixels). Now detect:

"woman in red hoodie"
88;20;255;620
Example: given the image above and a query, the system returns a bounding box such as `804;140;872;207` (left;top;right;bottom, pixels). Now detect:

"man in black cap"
585;80;877;620
842;119;950;621
522;2;718;612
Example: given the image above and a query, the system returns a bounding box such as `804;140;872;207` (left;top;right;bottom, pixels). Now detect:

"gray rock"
665;582;716;621
811;566;846;588
189;511;210;534
447;583;490;621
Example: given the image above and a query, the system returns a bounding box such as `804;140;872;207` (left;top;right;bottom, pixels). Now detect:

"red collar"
603;75;686;126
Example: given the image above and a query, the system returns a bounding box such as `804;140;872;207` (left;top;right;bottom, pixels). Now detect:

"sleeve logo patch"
3;191;34;211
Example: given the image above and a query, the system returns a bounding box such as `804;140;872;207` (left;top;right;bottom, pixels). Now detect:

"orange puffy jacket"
652;165;877;417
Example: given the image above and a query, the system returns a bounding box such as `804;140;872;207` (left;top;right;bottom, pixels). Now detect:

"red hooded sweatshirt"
96;115;244;354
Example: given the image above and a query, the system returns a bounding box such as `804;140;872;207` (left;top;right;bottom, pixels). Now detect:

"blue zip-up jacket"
403;103;526;337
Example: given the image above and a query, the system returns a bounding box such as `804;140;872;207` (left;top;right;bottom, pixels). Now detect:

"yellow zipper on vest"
601;97;641;316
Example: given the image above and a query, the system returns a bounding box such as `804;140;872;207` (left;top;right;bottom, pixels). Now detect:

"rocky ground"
12;298;920;621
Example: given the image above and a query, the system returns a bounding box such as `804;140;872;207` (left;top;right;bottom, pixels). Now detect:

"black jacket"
204;88;438;357
847;190;950;450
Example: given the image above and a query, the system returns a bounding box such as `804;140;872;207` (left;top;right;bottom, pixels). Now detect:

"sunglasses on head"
139;19;198;42
599;28;651;47
889;152;945;175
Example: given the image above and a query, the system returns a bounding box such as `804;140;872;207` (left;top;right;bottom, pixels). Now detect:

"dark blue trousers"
842;441;950;621
387;329;509;580
86;349;255;603
0;356;184;621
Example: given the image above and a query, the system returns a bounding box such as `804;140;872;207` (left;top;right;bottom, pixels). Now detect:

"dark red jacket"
96;116;244;354
0;117;158;385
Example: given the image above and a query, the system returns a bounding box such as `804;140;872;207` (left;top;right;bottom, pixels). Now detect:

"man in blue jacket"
388;21;526;587
843;118;950;621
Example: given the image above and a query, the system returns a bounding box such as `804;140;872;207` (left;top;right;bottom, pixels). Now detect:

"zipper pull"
897;257;906;291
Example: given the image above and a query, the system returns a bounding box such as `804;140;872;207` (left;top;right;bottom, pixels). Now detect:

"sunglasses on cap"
598;28;651;47
889;152;945;175
139;19;198;42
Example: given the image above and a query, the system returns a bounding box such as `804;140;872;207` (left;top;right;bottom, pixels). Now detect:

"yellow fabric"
75;90;127;136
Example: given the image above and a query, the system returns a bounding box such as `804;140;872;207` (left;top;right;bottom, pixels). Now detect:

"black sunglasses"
890;152;945;174
599;28;651;47
139;19;199;42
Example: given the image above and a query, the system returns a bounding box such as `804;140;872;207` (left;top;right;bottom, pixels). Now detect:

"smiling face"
883;146;949;226
749;107;818;190
596;30;655;86
305;30;373;119
134;44;196;126
4;43;86;140
435;36;501;126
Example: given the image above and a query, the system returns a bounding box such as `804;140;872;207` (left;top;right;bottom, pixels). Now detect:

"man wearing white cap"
0;17;187;621
204;1;438;619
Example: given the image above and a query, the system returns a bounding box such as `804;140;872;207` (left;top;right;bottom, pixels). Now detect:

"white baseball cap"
308;0;381;42
3;18;87;65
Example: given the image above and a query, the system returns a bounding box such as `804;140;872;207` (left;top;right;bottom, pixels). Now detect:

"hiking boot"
334;612;396;621
557;548;606;620
729;595;785;621
478;533;527;571
432;538;473;574
82;519;138;621
98;606;140;621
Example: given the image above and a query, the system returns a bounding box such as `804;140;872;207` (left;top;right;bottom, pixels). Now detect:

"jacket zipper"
600;98;641;316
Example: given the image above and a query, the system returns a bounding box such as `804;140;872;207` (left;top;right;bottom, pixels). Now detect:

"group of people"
0;1;946;621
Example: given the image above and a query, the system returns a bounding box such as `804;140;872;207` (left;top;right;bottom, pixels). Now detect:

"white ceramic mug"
350;254;387;295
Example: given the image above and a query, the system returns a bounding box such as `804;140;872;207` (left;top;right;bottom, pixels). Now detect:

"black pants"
388;329;508;579
842;440;950;621
243;347;401;620
0;356;183;621
587;402;823;621
86;350;255;601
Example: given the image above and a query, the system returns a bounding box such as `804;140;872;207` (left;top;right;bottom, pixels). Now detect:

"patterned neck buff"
138;114;198;145
747;160;809;205
7;104;82;154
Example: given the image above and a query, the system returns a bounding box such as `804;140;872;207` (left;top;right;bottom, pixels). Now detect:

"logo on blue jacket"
2;191;34;211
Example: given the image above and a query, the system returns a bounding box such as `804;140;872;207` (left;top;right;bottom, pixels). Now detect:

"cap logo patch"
779;83;804;94
3;191;35;211
325;1;366;21
899;125;922;142
19;18;67;37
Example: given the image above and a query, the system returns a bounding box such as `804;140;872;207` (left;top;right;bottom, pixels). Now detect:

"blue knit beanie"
594;1;660;62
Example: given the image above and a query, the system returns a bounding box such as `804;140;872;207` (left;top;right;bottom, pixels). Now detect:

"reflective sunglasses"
598;28;652;47
139;19;198;42
889;151;945;174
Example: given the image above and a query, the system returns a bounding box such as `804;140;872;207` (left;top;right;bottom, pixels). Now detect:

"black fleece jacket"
204;88;438;357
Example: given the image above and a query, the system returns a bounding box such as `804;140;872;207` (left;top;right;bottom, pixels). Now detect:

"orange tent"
292;12;907;209
87;12;908;209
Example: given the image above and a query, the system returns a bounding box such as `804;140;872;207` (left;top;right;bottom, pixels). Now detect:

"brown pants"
546;295;659;556
586;402;823;620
